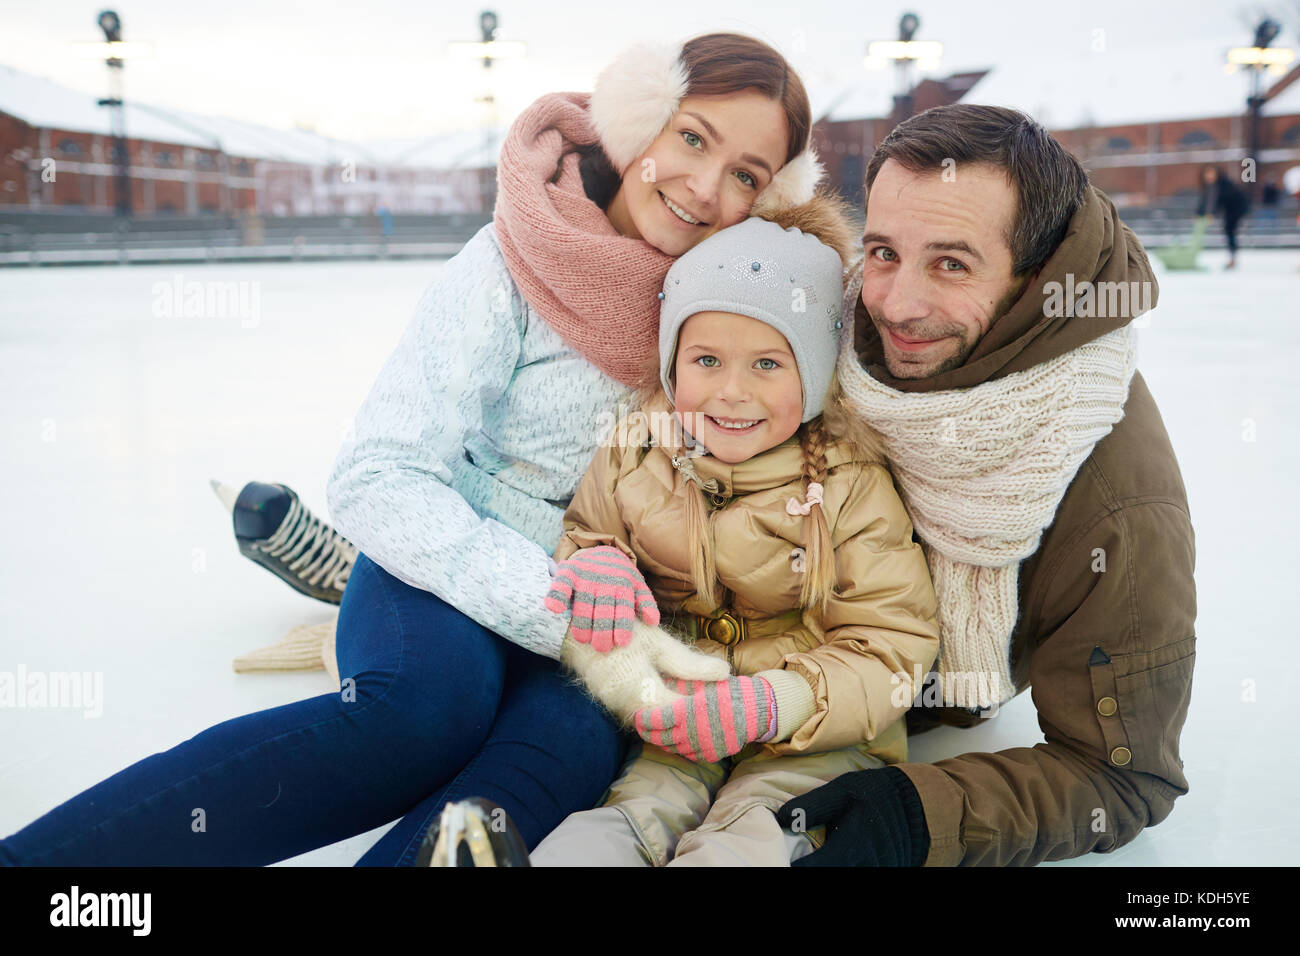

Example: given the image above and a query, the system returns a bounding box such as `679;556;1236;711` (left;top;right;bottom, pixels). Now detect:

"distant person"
1196;164;1250;270
1258;180;1280;223
239;208;265;246
374;203;394;242
1285;165;1300;272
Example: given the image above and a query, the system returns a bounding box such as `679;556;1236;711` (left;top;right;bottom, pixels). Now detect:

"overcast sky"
1;0;1297;138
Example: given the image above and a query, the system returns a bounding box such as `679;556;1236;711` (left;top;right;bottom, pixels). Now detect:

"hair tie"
786;482;824;516
671;454;721;496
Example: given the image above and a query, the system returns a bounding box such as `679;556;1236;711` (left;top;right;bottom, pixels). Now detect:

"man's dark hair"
864;104;1090;277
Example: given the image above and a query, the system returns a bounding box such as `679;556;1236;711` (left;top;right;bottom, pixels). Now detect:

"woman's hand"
544;546;660;652
561;617;731;725
633;675;778;763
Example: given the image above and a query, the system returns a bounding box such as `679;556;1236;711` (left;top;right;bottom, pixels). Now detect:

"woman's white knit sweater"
325;223;633;659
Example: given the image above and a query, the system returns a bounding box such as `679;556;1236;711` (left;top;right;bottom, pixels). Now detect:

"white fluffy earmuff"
590;42;689;177
750;147;825;216
588;41;823;213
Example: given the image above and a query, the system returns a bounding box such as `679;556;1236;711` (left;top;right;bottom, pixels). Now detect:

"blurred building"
1052;66;1300;207
811;41;1300;210
9;38;1300;221
0;64;495;216
812;70;988;208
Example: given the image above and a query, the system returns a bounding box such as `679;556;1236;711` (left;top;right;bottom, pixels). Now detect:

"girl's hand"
544;546;660;652
561;618;731;723
633;676;778;763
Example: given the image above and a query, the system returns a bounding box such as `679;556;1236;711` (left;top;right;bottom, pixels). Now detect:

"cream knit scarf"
834;279;1139;708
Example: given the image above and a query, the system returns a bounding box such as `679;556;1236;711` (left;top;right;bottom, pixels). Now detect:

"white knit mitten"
561;616;731;726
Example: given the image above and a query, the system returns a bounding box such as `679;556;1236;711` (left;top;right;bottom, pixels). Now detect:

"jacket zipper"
707;503;739;668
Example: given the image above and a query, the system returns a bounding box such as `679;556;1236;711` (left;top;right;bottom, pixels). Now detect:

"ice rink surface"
2;248;1297;866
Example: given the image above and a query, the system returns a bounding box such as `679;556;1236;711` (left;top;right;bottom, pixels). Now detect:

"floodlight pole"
94;10;132;218
866;13;942;125
477;11;499;210
1227;19;1295;203
448;10;526;211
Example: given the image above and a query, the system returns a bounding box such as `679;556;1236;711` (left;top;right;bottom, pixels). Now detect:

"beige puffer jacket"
554;399;940;760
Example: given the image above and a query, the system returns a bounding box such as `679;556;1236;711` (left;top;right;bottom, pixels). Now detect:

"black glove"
776;766;929;866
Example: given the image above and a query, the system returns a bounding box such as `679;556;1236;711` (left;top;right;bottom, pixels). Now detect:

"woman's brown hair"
576;33;812;226
678;33;812;168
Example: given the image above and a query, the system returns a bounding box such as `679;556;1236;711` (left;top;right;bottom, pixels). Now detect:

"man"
777;104;1196;867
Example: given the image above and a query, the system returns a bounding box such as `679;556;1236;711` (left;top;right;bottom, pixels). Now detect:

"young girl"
533;197;942;866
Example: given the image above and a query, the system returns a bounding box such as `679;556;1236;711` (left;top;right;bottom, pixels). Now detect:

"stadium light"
74;10;144;217
867;13;943;122
447;11;526;211
1228;18;1294;203
448;9;526;68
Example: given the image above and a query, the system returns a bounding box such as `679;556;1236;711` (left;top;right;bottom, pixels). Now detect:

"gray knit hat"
658;216;845;423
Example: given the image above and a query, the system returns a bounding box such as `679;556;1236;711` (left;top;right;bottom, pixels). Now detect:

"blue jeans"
0;552;626;866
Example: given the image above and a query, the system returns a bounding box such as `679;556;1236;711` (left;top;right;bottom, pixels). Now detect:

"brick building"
9;42;1300;219
810;41;1300;209
1051;68;1300;206
0;64;493;216
813;71;988;208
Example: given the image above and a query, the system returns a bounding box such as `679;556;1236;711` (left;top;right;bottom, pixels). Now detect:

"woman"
0;33;822;866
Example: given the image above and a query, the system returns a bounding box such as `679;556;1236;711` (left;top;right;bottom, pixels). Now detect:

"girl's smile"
703;414;763;434
671;310;803;465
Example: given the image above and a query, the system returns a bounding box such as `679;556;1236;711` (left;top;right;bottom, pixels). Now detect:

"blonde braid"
798;416;836;614
669;416;721;612
684;478;719;611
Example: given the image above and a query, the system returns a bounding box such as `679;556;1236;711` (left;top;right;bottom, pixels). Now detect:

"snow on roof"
809;71;988;125
951;41;1273;129
814;40;1300;129
1;63;211;149
349;130;503;170
808;77;896;125
0;62;498;169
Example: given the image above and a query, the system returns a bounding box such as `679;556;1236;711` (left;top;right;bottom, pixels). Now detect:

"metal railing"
2;204;1298;266
0;211;492;266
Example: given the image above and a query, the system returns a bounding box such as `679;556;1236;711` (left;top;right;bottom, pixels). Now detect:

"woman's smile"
660;191;706;227
603;91;790;257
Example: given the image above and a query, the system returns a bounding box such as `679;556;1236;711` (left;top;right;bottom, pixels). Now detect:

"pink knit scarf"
493;91;672;388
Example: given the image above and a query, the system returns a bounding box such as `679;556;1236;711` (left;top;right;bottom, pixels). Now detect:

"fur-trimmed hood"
754;190;859;267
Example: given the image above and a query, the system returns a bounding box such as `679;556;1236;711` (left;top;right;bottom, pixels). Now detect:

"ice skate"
210;479;357;604
415;798;531;867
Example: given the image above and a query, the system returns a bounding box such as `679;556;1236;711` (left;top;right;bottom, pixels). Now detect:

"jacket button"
1096;696;1117;717
1110;746;1132;766
707;617;738;645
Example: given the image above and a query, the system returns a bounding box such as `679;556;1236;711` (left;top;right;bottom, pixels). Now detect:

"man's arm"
897;495;1196;866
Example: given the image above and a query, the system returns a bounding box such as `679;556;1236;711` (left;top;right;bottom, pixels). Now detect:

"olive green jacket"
846;185;1196;866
